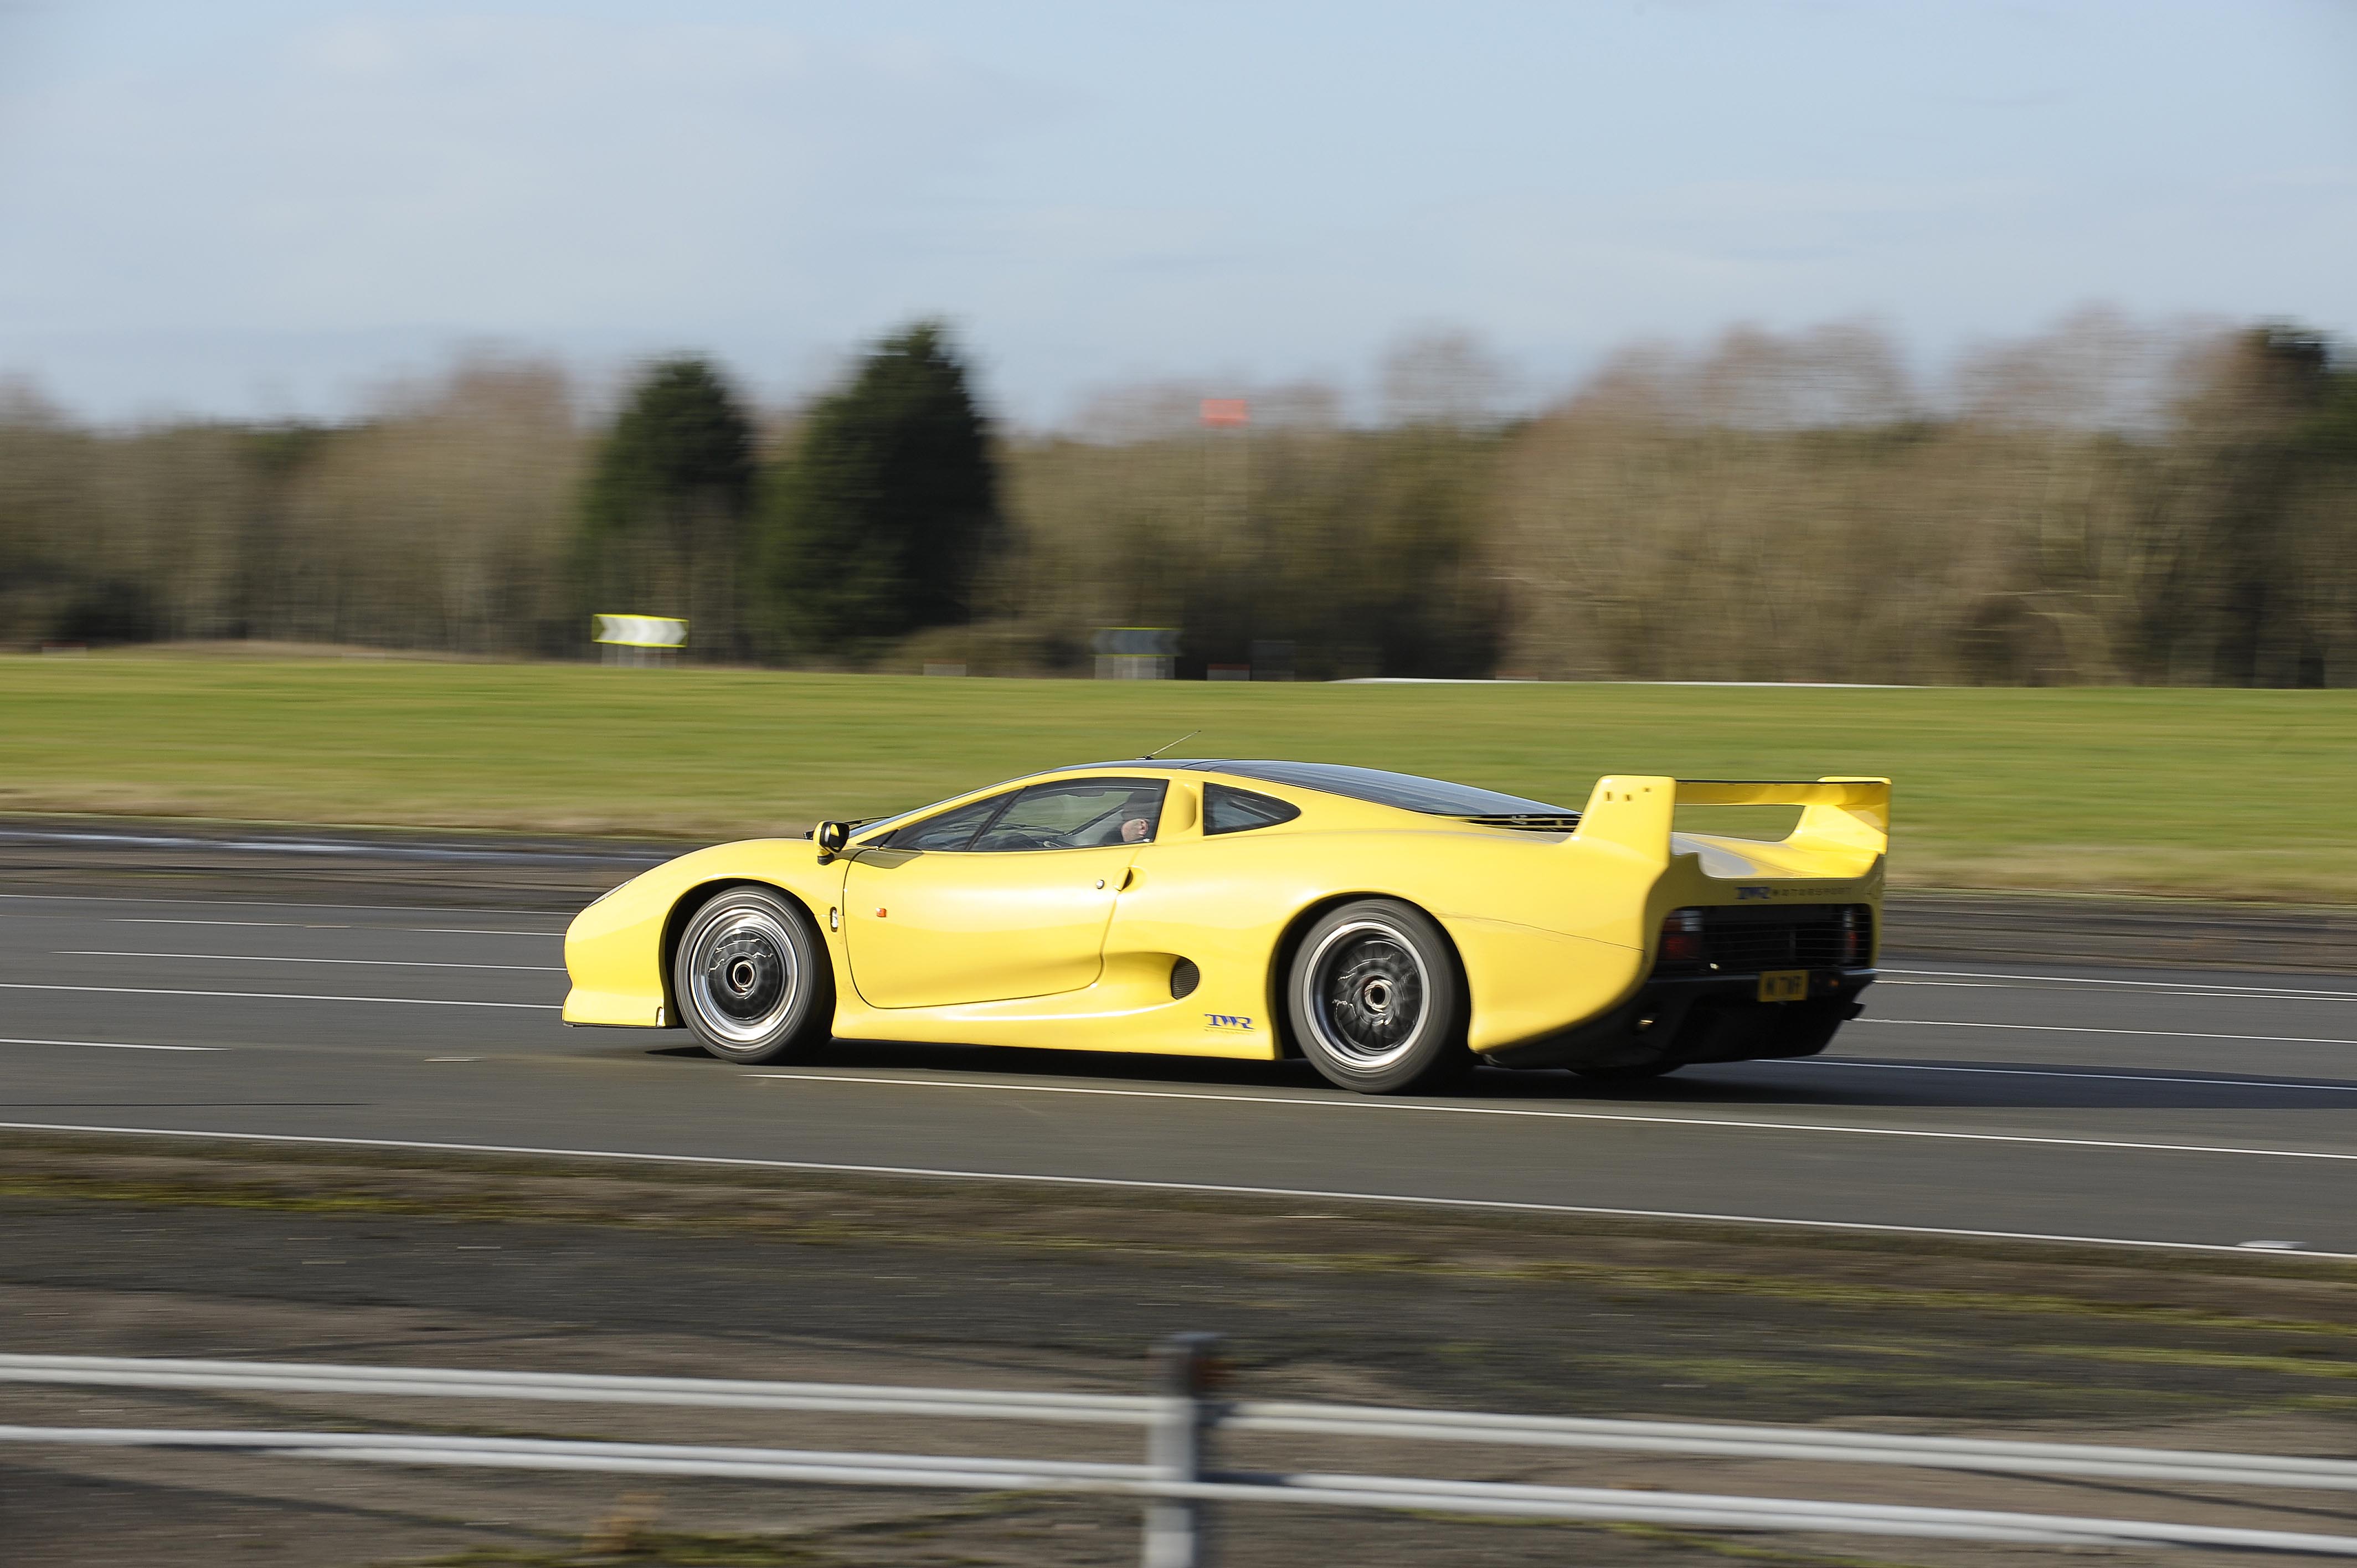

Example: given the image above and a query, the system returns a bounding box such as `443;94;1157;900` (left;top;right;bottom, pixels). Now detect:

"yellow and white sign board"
593;614;687;648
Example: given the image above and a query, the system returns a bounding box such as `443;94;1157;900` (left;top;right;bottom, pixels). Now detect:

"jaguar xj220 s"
562;761;1888;1094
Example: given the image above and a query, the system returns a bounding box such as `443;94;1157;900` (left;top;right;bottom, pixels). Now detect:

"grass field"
4;652;2354;900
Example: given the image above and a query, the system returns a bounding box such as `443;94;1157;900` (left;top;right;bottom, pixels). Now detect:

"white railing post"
1143;1333;1223;1568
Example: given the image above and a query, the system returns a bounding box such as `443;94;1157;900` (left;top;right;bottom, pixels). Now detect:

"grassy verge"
4;652;2354;899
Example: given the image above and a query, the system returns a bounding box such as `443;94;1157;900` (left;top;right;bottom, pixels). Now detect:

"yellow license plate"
1758;969;1809;1003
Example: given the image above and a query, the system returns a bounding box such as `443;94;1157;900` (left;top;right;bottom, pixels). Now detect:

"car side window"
970;780;1169;853
882;793;1010;851
1203;783;1301;836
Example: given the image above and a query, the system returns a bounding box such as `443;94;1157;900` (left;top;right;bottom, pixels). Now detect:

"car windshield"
1184;761;1571;817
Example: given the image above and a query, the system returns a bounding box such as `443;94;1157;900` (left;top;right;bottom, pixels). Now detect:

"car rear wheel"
673;886;833;1064
1287;899;1471;1094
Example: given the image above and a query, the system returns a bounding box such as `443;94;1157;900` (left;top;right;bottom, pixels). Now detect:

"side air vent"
1461;813;1583;833
1170;958;1201;999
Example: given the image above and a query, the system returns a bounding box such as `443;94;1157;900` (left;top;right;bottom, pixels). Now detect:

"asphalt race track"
4;889;2355;1256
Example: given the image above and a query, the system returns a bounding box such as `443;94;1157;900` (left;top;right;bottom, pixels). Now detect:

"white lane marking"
0;1037;224;1053
1;1121;2350;1262
1772;1059;2357;1093
737;1071;2357;1163
60;951;564;973
0;893;551;915
115;919;349;930
1857;1019;2357;1048
0;983;555;1010
107;919;560;937
1884;968;2357;1002
1885;979;2356;1004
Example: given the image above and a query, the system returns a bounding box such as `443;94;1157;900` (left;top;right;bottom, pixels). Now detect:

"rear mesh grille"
1694;904;1871;972
1460;813;1584;833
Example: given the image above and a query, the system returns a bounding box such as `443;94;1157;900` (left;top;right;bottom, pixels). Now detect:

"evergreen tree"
760;321;1002;656
576;358;754;656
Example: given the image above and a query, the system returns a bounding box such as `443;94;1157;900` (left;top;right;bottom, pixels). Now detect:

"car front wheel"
673;885;833;1064
1286;899;1471;1094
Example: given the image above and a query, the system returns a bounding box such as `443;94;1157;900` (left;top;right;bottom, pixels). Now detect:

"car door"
842;777;1169;1009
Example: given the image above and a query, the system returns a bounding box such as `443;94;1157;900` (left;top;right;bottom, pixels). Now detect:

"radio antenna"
1141;730;1200;760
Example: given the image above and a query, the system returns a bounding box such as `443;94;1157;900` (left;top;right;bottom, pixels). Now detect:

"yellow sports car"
563;761;1888;1094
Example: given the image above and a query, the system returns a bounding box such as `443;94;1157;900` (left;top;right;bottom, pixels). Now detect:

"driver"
1120;817;1152;844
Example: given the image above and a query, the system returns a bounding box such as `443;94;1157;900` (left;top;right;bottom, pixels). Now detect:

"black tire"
1286;899;1471;1094
672;885;834;1065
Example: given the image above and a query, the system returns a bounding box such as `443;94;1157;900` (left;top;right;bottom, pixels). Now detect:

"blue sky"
2;1;2351;424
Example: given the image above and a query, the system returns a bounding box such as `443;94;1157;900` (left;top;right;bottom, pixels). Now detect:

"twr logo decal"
1736;885;1773;900
1205;1013;1254;1031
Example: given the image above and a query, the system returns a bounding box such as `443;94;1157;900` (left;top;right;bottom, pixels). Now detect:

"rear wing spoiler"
1572;776;1890;869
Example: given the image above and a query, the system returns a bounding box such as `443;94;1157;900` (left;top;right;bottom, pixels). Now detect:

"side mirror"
814;821;851;856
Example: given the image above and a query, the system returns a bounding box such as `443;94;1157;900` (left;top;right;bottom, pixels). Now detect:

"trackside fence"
6;1340;2357;1563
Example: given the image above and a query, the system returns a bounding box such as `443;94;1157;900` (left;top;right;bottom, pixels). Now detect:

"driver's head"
1121;817;1151;844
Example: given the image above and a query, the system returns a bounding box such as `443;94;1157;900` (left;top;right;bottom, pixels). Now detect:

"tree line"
3;312;2354;685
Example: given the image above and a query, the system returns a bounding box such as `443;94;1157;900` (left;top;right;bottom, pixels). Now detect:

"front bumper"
1481;967;1877;1071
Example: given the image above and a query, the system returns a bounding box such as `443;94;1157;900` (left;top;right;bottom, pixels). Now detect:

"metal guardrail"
6;1343;2356;1562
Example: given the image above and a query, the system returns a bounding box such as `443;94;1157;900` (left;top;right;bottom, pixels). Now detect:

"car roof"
844;758;1580;844
1045;759;1577;819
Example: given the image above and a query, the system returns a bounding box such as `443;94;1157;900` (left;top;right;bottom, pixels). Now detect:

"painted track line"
1884;979;2357;1004
1769;1059;2357;1094
1884;968;2357;1002
1;1120;2350;1262
734;1071;2357;1163
0;1037;223;1053
0;892;565;915
0;983;555;1010
1855;1018;2357;1048
104;919;560;936
114;919;356;931
60;951;564;973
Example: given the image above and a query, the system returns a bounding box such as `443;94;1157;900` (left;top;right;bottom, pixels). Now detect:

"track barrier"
6;1340;2357;1562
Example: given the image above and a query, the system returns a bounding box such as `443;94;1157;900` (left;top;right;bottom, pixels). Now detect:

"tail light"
1659;907;1706;968
1840;906;1869;966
